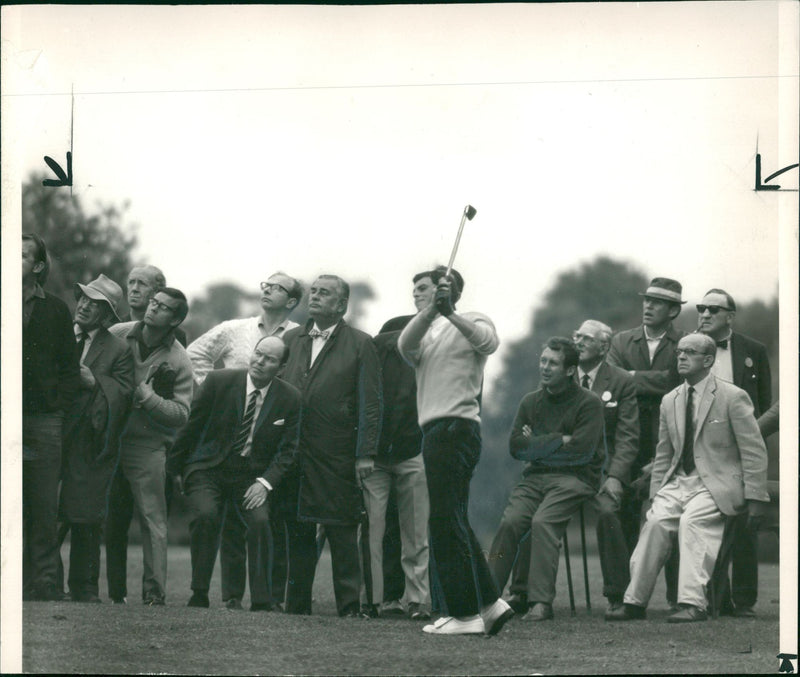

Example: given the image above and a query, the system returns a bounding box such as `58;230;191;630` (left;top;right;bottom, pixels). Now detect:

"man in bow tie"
280;275;382;617
696;288;772;618
168;336;301;609
607;333;769;623
58;274;134;602
506;320;639;619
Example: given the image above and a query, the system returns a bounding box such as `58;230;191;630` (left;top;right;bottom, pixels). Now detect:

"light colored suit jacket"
650;374;769;515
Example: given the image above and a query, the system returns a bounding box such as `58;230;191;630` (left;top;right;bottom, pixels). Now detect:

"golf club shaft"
445;210;469;279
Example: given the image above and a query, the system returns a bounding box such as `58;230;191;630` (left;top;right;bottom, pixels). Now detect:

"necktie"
581;374;590;389
76;331;87;362
716;339;728;349
230;390;259;456
681;386;695;474
309;328;330;340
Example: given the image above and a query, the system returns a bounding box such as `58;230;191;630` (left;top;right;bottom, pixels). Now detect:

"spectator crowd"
21;231;778;636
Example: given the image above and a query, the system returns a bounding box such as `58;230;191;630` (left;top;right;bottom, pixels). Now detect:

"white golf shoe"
480;598;515;635
422;615;485;635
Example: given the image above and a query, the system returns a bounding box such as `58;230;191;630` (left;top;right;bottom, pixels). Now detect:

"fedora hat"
638;277;686;304
75;274;123;321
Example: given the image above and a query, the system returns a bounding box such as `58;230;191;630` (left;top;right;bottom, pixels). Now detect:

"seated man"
488;337;604;621
607;334;769;623
167;337;301;609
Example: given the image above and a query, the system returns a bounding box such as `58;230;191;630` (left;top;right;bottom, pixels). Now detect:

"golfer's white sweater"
398;311;499;427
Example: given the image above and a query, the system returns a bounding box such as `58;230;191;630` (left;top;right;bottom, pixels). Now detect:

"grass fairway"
23;543;780;674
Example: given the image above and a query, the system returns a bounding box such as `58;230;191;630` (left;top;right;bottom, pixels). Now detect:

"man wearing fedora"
59;275;134;602
607;276;686;608
107;286;194;605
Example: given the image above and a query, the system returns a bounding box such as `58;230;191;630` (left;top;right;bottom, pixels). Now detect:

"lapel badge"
745;357;753;368
601;391;612;402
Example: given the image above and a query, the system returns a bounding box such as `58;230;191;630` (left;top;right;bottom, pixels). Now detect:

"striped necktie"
230;389;259;456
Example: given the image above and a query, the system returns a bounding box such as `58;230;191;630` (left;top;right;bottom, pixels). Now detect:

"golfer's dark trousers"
22;413;63;598
66;523;103;597
185;457;273;606
382;485;405;602
421;417;499;618
285;519;361;616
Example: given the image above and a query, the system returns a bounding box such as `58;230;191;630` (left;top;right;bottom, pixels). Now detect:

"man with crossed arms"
607;333;768;623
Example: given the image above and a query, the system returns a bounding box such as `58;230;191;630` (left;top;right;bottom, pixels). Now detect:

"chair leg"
579;504;591;613
563;529;576;616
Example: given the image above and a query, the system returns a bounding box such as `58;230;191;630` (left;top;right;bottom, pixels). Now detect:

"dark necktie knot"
581;374;590;389
716;339;728;349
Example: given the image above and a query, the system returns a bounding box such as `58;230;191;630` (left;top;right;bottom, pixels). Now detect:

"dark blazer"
60;328;134;522
167;370;301;492
729;332;771;418
589;361;640;485
23;290;81;415
373;329;421;464
606;323;685;469
652;375;769;516
281;319;382;525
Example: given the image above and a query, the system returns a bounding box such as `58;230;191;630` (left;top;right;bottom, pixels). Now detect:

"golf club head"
465;205;477;220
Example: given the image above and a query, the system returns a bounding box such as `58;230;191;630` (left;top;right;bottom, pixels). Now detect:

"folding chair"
562;503;591;615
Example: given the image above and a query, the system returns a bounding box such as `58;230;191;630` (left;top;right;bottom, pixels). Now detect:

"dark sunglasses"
696;304;732;314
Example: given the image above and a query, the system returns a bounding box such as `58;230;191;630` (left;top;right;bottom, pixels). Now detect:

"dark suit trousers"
186;460;273;605
65;523;102;597
423;418;499;618
285;519;361;616
715;521;758;609
22;414;63;596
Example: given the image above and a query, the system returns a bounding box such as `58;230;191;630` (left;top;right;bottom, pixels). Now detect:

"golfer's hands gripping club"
435;278;455;317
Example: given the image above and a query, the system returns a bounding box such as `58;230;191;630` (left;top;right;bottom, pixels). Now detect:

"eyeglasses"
148;298;177;313
696;304;732;314
572;332;599;344
260;282;289;295
675;347;707;357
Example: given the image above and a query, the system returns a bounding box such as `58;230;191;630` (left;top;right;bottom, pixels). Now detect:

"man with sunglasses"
606;276;686;609
607;334;768;623
186;272;302;610
696;289;772;618
106;288;194;605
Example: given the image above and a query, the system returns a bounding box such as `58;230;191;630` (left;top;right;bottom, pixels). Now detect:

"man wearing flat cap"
607;277;686;607
59;275;134;602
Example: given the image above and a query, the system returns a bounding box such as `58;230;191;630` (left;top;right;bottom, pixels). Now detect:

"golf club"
445;205;477;278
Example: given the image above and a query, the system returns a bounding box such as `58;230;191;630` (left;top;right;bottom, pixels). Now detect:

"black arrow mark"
42;152;72;187
755;153;799;191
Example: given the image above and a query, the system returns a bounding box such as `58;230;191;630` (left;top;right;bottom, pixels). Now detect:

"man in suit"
606;276;686;607
696;288;772;617
280;275;382;617
506;320;639;618
106;287;194;605
59;275;134;602
22;233;81;601
167;336;301;609
607;333;769;623
186;271;302;610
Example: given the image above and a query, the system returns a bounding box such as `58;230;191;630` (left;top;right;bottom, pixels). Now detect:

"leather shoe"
225;598;243;610
360;604;380;618
250;602;275;612
521;602;553;622
667;605;707;623
732;606;756;618
110;596;127;605
605;600;624;617
407;602;431;621
187;591;210;608
381;600;406;617
143;595;165;606
505;593;529;615
70;592;102;603
605;603;646;621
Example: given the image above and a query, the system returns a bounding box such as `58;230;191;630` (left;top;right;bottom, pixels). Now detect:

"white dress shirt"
241;374;273;491
310;322;338;366
709;332;734;384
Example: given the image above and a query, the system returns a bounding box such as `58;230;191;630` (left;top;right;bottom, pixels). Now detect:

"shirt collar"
258;317;292;335
685;372;712;400
130;321;175;349
246;373;271;399
311;321;338;337
74;325;100;341
578;362;602;384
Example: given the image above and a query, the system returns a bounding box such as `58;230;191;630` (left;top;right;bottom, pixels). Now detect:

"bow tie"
715;339;728;349
309;328;330;340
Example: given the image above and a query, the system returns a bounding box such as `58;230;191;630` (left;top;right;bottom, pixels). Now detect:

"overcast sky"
2;2;798;668
4;4;797;394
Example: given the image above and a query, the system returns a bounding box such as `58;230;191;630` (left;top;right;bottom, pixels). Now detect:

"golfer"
397;266;513;636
